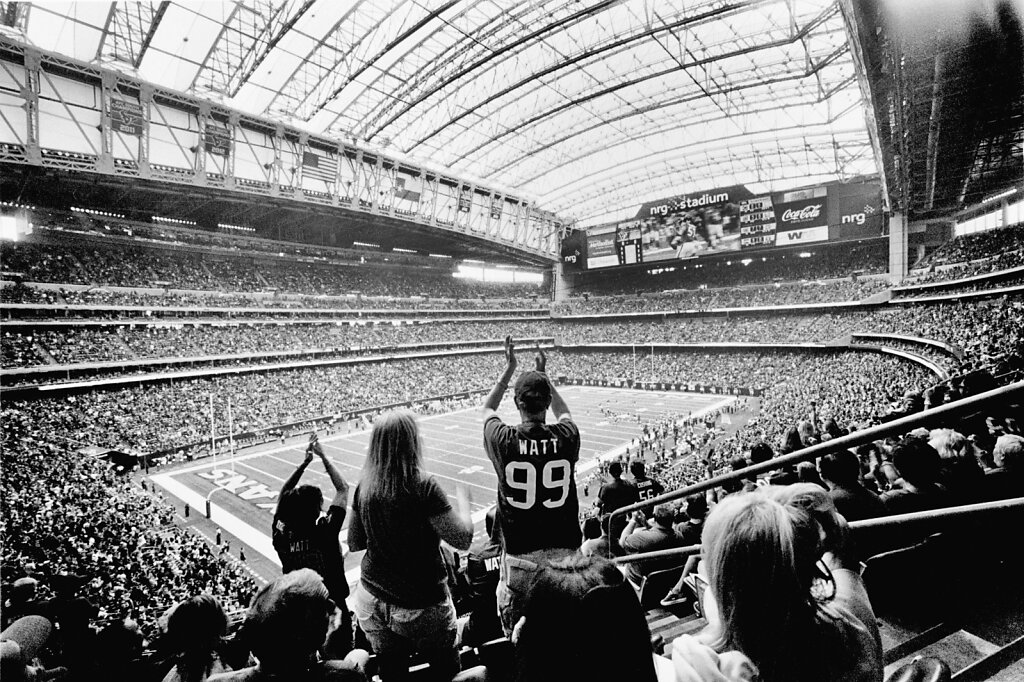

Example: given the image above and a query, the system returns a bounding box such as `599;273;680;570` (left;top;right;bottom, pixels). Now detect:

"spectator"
347;410;473;681
669;488;882;682
482;337;582;636
508;553;658;682
630;460;666;512
208;569;368;681
673;494;709;547
458;509;503;649
817;450;887;522
881;437;951;515
579;516;611;558
928;428;987;503
597;461;640;556
984;433;1024;502
619;503;686;589
796;461;827;489
273;432;352;656
160;594;231;682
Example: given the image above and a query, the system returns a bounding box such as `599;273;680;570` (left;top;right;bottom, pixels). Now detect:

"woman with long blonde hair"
671;485;882;682
348;409;473;681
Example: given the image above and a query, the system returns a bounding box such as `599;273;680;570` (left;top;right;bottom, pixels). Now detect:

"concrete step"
885;630;1000;678
985;657;1024;682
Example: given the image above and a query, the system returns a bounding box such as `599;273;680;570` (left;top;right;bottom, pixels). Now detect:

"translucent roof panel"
11;0;878;226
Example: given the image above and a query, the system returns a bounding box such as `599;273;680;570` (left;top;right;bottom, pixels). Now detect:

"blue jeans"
353;584;458;681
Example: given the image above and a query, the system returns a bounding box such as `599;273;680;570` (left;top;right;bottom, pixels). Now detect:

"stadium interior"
1;1;1023;681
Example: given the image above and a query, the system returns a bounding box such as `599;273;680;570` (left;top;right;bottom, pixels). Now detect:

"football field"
151;386;733;586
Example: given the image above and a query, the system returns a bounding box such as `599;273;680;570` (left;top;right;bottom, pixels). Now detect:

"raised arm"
429;484;474;550
311;433;349;509
482;335;517;417
281;438;315;495
536;346;572;421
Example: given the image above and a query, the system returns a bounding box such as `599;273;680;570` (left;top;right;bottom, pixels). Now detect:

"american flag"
302;150;337;185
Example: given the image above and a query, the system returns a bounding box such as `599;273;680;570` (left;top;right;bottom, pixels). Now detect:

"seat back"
638;564;686;609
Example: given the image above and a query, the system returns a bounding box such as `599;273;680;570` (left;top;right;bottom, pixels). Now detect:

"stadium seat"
862;533;951;622
638;564;686;609
475;637;513;682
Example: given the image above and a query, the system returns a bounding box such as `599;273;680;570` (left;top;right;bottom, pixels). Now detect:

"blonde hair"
701;490;852;682
928;428;968;460
360;409;424;500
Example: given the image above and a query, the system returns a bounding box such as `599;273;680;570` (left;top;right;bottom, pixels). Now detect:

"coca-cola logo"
780;204;822;223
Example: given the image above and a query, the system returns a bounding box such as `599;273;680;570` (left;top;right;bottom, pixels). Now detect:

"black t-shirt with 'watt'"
484;415;581;556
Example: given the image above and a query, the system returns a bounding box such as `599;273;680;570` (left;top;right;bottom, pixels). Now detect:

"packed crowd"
554;279;887;315
892;269;1024;299
3;340;1022;682
917;221;1024;267
0;420;259;642
907;250;1024;286
848;337;963;376
0;321;553;369
0;285;549;312
0;236;545;301
3;219;1024;681
3;354;512;452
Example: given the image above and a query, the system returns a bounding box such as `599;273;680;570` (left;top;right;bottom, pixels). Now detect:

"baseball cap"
514;371;551;408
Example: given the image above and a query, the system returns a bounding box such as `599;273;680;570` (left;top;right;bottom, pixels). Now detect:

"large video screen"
580;180;882;270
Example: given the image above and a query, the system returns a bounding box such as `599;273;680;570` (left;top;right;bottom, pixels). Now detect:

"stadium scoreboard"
561;179;883;271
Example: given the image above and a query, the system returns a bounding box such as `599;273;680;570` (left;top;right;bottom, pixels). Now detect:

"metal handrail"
606;380;1024;536
613;497;1024;565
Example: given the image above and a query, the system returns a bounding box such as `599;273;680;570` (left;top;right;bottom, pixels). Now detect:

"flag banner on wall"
302;150;338;184
458;188;472;213
395;174;421;201
204;122;231;157
109;99;144;136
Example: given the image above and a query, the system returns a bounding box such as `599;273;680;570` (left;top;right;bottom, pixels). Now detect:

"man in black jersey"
273;432;352;656
630;460;665;515
482;336;580;637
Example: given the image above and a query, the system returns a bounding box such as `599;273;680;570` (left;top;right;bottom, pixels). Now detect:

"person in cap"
482;336;581;637
208;569;368;682
273;432;352;656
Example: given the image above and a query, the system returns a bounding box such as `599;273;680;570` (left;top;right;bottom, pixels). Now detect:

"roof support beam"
454;10;844;172
369;0;623;138
397;0;769;153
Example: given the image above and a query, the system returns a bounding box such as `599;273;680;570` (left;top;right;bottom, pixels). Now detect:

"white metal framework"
1;0;877;228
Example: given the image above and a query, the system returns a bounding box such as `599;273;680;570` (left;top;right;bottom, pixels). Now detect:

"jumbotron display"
561;179;883;270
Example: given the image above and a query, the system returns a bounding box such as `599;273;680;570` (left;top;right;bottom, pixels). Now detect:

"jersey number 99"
505;459;572;510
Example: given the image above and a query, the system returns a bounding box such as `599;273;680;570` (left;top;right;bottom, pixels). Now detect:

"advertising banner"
586;223;620;269
828;182;884;240
560;229;588;270
772;187;828;246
